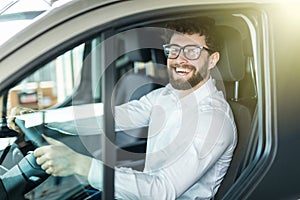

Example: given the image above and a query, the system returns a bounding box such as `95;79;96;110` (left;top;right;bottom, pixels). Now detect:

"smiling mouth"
173;67;193;77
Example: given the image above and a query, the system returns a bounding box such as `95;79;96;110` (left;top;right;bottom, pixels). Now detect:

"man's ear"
208;52;220;70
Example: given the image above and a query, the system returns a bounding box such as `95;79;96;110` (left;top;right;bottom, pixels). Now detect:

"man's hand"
7;107;36;147
34;135;92;178
7;107;35;133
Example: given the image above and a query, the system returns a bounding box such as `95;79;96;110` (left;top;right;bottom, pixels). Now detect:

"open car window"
0;35;104;198
0;1;265;199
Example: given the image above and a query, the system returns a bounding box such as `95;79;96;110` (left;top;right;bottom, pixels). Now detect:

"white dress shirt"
88;77;237;199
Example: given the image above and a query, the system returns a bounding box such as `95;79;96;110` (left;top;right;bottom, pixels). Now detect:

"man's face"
167;33;211;90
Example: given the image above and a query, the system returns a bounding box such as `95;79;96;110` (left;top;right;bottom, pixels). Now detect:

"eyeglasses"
163;44;211;60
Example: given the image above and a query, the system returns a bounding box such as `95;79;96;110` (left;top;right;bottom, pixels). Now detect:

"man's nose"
176;51;188;64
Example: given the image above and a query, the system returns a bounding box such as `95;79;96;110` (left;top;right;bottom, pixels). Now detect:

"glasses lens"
164;45;180;59
184;46;201;60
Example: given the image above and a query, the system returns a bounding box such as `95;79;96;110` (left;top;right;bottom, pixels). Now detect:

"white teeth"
175;68;189;73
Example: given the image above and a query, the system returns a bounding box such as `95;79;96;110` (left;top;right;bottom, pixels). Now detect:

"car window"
6;44;84;115
0;23;170;198
0;35;104;198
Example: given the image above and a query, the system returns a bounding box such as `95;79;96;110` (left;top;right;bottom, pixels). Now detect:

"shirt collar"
166;77;217;103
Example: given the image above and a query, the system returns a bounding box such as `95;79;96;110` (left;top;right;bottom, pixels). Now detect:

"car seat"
212;25;255;199
113;28;168;170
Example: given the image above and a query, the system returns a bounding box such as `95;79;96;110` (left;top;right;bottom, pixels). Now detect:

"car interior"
0;11;258;199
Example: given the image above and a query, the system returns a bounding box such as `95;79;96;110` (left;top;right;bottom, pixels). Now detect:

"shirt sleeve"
114;90;157;131
88;110;236;199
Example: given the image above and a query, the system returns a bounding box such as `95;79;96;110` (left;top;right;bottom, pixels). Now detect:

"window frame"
0;2;277;199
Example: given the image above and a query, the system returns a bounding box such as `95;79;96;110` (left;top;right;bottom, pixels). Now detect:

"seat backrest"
212;26;253;199
113;29;168;170
114;28;168;105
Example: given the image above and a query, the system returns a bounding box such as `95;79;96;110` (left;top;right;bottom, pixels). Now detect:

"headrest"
122;28;165;63
215;26;245;81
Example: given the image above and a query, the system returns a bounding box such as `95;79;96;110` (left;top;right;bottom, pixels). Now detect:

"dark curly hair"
165;17;221;53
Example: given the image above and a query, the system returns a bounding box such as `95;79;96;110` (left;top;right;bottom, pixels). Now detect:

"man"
9;18;237;199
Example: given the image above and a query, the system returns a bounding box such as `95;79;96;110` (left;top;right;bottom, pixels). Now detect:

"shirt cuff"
88;158;104;190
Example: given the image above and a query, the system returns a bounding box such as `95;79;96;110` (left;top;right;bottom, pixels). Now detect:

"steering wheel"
14;118;48;148
0;119;50;199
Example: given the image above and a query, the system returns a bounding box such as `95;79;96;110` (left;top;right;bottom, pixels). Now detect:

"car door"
1;0;292;199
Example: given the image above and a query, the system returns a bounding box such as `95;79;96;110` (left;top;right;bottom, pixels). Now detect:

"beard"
168;62;209;90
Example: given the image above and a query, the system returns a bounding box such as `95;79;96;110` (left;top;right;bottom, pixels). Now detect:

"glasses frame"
163;44;212;60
